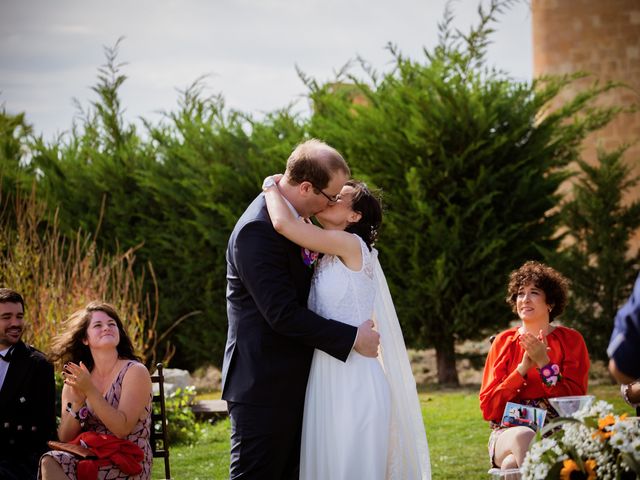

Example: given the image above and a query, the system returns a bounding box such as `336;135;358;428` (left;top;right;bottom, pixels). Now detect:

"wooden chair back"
151;363;171;479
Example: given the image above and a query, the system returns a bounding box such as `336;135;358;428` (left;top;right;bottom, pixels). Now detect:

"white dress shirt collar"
0;345;12;392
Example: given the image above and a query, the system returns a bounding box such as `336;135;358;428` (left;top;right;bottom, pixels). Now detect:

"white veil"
372;254;431;480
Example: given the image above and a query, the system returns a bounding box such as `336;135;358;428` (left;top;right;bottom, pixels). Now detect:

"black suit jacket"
222;194;357;407
0;341;57;465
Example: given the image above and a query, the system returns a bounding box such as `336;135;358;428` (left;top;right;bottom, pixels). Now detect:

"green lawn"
153;384;633;479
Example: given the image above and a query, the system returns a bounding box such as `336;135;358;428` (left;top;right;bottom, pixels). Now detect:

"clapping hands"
517;330;551;377
62;361;92;401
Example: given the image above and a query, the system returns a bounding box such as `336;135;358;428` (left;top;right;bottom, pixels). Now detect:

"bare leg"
39;456;70;480
493;426;535;479
499;454;521;479
501;454;518;469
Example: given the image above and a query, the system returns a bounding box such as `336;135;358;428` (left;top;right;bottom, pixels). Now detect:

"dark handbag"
47;440;97;459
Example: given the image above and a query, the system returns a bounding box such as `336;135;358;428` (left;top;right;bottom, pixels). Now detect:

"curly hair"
344;180;382;251
49;301;139;369
506;261;569;321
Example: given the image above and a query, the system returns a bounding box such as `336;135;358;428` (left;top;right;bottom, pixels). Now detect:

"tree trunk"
436;336;459;386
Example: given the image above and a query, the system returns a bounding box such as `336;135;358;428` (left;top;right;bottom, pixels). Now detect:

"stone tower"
532;0;640;244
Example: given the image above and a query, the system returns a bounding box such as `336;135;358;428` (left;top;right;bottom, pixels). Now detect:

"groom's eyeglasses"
311;183;339;205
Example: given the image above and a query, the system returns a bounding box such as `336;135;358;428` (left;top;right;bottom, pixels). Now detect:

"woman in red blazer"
479;261;589;474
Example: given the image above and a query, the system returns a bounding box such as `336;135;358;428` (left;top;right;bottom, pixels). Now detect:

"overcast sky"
0;0;532;139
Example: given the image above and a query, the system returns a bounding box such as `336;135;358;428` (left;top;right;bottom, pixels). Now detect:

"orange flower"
592;429;612;441
560;459;580;480
593;413;618;440
560;459;597;480
598;414;616;430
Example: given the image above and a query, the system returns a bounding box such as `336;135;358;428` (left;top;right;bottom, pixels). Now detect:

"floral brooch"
539;363;561;387
66;402;90;428
301;247;319;267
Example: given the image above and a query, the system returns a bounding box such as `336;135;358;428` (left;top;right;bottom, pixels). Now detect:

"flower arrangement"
521;400;639;479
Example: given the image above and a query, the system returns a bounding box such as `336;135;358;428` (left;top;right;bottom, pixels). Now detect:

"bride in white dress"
263;177;431;480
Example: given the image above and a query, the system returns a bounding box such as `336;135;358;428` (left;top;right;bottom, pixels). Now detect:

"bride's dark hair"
344;180;382;251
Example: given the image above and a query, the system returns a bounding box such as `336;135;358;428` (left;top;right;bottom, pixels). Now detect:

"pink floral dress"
40;361;152;480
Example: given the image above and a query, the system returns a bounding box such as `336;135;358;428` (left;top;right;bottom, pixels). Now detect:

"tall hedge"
24;43;306;368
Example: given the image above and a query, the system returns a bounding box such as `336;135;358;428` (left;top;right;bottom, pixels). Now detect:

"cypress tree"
553;146;640;360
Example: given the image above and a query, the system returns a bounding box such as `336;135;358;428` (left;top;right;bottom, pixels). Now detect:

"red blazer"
479;325;590;423
71;431;144;480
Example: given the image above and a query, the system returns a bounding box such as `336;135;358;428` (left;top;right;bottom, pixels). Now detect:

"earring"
548;306;552;313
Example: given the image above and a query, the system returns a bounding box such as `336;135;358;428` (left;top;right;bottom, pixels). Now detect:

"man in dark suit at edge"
222;139;380;479
0;288;57;480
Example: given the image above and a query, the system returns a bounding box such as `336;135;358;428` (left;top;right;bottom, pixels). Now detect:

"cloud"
48;24;95;36
0;0;532;138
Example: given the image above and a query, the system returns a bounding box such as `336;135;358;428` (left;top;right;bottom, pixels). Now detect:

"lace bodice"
308;235;377;326
304;234;431;479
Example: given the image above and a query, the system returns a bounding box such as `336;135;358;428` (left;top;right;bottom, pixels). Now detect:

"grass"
423;389;490;478
153;419;230;479
152;383;633;479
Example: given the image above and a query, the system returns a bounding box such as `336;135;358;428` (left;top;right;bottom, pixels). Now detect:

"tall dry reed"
0;184;166;367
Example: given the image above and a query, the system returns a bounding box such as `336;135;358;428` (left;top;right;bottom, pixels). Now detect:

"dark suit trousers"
228;401;304;480
0;457;38;480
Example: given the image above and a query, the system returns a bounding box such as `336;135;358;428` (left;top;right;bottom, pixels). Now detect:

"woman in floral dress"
39;302;152;480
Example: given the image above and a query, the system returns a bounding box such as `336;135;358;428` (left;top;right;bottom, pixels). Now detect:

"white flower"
522;400;639;479
521;437;562;479
572;399;613;422
609;416;640;469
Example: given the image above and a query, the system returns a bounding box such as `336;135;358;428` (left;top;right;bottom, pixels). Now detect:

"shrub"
162;386;202;446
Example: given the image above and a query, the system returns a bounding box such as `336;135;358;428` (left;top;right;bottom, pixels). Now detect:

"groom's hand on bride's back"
354;319;380;357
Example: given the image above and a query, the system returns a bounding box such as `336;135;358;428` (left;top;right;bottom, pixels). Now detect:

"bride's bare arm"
263;177;360;260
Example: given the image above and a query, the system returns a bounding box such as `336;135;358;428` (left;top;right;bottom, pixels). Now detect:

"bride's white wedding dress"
300;235;431;480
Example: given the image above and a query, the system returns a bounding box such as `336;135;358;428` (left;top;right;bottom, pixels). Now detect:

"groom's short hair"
285;139;350;189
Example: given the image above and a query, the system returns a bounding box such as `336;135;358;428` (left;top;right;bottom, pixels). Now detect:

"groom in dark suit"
222;139;380;479
0;288;57;480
